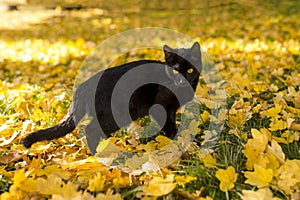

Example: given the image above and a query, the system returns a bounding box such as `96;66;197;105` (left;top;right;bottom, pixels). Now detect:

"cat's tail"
23;113;76;148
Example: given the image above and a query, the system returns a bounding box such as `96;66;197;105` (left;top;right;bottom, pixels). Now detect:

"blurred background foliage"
1;0;299;86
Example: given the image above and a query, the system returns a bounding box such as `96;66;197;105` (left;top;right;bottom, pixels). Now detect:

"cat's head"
163;42;202;88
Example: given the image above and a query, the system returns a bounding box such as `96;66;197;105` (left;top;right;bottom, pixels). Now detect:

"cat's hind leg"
85;119;106;154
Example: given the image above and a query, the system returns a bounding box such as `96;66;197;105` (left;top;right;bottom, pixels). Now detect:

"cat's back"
74;59;163;100
96;59;163;88
104;59;163;76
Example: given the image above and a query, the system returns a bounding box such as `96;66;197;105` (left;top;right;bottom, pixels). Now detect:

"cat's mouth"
165;65;189;88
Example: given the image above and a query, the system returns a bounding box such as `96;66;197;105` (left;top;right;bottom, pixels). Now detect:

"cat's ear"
190;42;202;72
163;45;173;52
163;45;173;60
191;42;201;57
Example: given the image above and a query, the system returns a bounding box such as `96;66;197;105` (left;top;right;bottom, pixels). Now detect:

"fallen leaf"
276;160;300;194
0;130;20;147
244;165;273;188
266;140;285;164
201;154;216;168
175;175;197;187
87;172;106;192
294;94;300;108
269;119;287;131
287;118;300;131
242;187;280;200
0;150;23;164
215;166;237;192
142;174;176;197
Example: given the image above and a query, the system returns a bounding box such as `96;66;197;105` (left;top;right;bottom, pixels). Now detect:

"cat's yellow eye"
187;68;193;74
173;69;179;74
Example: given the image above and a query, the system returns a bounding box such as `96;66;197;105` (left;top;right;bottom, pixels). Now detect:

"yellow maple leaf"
242;129;269;170
96;139;123;154
269;119;287;131
52;182;83;200
0;166;13;178
16;173;64;195
155;135;172;148
38;174;64;195
252;82;267;93
276;160;300;194
266;140;285;164
246;129;268;151
201;154;216;168
180;119;199;136
264;153;280;173
136;141;157;152
252;104;262;113
0;185;26;200
104;168;121;181
244;165;273;188
294;94;300;108
87;172;106;192
110;169;130;188
18;178;38;193
287;118;300;131
215;166;237;192
200;110;210;123
27;156;42;173
175;175;197;187
94;189;122;200
95;139;123;165
42;165;72;180
228;111;247;128
261;104;282;119
242;146;261;170
113;176;130;188
13;168;26;188
253;153;271;169
142;174;176;197
242;187;281;200
260;128;286;144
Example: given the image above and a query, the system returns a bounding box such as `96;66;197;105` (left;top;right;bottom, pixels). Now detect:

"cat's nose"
177;75;188;87
173;63;180;70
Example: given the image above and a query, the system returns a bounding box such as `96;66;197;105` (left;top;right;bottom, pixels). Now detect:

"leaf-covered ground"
0;1;300;199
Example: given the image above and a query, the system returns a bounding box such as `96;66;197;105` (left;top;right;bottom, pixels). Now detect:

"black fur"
23;42;202;154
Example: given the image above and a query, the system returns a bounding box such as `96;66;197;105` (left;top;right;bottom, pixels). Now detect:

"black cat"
23;42;202;154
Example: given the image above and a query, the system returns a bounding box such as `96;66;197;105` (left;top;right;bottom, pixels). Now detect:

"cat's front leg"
161;109;177;139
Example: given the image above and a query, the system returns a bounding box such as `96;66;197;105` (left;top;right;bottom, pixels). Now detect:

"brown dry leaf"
291;190;300;200
0;150;23;164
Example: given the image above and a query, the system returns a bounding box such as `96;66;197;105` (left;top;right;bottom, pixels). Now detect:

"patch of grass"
281;141;300;160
